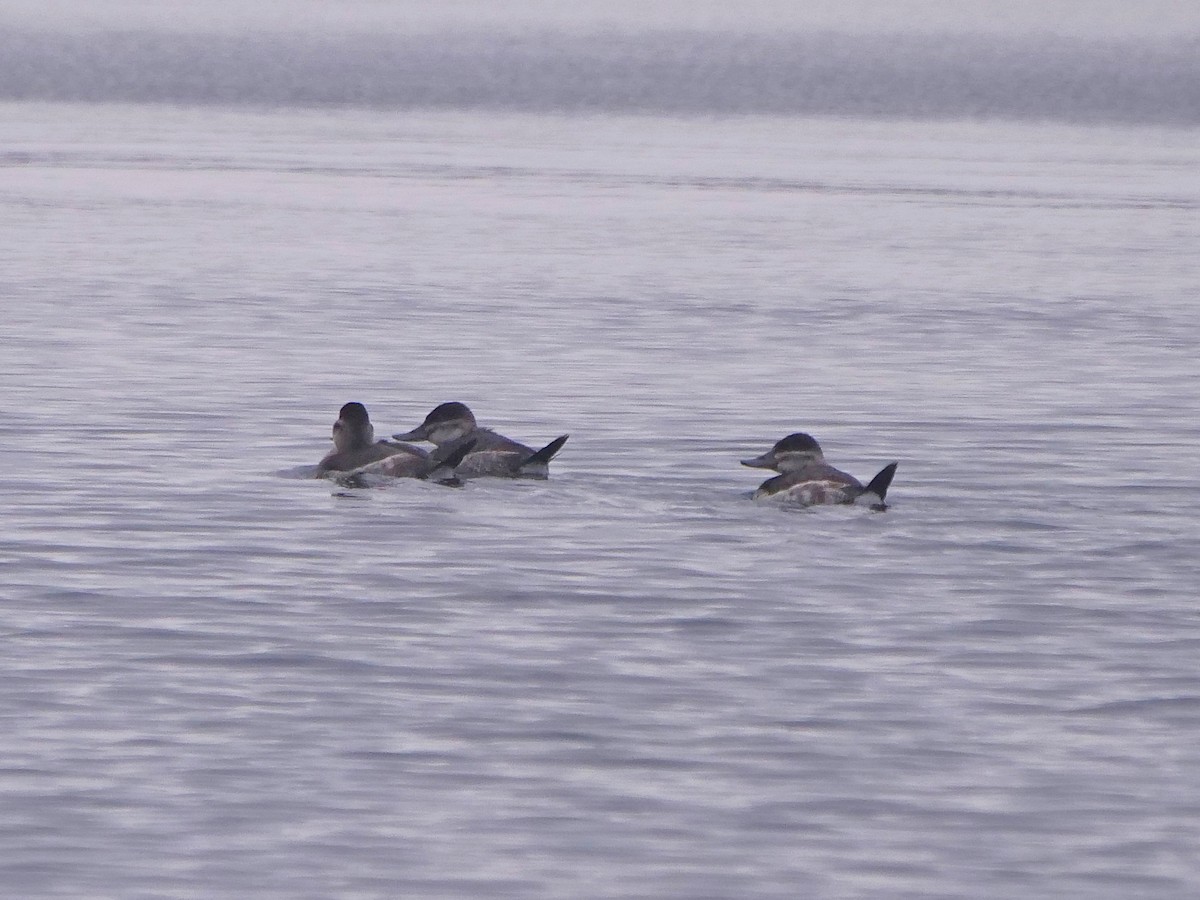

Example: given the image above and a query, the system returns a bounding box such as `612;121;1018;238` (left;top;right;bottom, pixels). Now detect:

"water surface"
3;102;1199;898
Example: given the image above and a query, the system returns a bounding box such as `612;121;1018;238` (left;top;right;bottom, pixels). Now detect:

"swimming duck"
316;402;441;478
741;432;897;509
393;401;568;479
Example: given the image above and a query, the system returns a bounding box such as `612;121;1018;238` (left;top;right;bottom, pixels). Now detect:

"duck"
393;401;568;479
317;402;472;481
741;432;897;510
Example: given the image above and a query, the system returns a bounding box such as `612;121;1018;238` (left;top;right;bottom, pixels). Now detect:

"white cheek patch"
331;423;351;451
430;424;464;443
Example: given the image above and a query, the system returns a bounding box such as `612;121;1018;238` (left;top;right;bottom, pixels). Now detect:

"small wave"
1071;696;1200;719
275;464;322;479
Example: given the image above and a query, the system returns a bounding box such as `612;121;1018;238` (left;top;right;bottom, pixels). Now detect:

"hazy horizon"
5;0;1200;38
3;24;1197;125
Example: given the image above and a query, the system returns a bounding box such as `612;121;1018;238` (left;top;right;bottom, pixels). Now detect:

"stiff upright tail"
521;435;569;469
862;462;898;510
426;439;477;485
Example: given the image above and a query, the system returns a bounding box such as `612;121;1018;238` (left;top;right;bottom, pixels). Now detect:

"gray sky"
5;0;1200;37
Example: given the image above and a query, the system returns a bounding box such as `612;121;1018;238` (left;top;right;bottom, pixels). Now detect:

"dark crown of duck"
774;433;823;455
423;401;475;427
338;402;370;425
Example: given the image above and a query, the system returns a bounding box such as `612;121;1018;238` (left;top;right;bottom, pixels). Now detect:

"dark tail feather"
862;462;898;510
521;434;569;468
426;439;477;485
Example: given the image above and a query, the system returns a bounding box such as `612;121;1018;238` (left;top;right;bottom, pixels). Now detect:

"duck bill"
740;454;775;469
392;425;427;442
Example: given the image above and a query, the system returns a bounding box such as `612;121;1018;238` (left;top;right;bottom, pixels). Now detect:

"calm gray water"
3;99;1200;898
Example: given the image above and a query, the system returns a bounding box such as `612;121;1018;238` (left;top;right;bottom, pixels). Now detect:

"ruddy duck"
317;402;442;479
741;433;897;510
393;401;568;479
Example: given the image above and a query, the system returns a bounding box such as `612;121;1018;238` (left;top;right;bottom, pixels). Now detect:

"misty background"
2;0;1198;125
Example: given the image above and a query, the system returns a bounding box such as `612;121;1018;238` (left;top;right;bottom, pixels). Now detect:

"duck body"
318;440;430;477
751;461;869;505
315;402;431;477
394;402;567;479
741;432;896;510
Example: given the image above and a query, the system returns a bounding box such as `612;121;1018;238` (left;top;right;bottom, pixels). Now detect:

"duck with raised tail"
393;402;568;479
741;432;897;510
